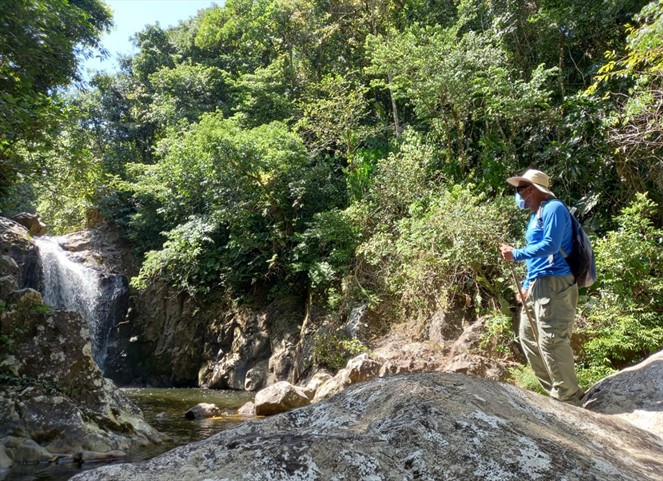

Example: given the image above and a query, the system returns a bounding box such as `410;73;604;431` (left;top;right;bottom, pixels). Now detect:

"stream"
2;387;255;481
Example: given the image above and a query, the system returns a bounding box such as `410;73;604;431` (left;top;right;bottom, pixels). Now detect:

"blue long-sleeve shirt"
512;199;573;289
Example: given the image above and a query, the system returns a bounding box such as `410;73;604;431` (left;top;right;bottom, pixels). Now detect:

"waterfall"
35;237;128;372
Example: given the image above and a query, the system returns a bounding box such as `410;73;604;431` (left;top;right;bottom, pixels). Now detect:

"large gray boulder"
0;297;165;465
254;381;310;416
583;350;663;438
70;373;662;481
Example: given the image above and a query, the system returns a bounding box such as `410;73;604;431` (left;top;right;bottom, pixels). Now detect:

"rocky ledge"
71;372;662;481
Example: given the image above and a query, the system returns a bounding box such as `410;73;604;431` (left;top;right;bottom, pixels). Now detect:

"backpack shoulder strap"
538;199;572;258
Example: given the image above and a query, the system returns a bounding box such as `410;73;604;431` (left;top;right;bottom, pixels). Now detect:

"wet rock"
254;381;310;416
54;223;137;276
0;275;17;300
0;305;165;466
0;255;19;299
0;217;164;469
7;287;42;307
75;450;127;464
69;373;663;481
237;402;256;417
0;443;11;468
184;403;221;420
0;437;51;465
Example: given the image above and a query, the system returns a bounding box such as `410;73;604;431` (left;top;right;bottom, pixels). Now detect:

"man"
500;169;584;405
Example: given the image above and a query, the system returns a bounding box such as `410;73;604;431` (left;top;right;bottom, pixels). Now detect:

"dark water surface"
1;388;255;481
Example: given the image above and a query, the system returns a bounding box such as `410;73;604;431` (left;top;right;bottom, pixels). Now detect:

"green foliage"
575;364;618;390
312;333;368;370
358;176;512;319
31;303;51;315
130;216;221;295
576;193;663;381
128;114;344;296
4;0;661;392
296;74;374;158
589;1;663;221
291;209;360;292
234;59;295;127
479;312;517;356
0;0;112;208
148;64;232;126
32;101;109;233
131;25;176;83
0;373;62;395
367;23;557;187
361;130;436;226
0;335;14;354
0;313;25;355
508;364;547;395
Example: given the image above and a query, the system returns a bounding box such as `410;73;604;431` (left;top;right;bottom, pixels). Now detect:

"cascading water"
35;237;128;372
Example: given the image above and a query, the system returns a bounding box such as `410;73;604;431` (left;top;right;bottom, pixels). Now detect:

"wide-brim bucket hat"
507;169;555;197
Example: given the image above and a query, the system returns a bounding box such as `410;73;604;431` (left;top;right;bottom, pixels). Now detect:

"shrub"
311;333;369;370
479;312;517;356
130;216;222;295
358;184;512;320
290;208;360;295
576;193;663;385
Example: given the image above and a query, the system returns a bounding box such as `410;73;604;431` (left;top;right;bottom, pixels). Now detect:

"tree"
148;63;232;126
495;0;650;97
127;114;344;296
367;23;556;187
0;0;112;210
590;1;663;220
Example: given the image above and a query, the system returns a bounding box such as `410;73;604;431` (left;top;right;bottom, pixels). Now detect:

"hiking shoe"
560;389;585;407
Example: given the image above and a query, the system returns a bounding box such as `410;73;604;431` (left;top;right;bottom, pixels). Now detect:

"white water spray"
36;237;126;371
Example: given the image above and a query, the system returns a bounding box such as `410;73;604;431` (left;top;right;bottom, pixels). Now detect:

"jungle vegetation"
1;0;662;387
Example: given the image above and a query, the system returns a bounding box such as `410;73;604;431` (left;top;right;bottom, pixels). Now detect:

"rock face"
0;217;41;290
53;223;138;277
0;217;164;469
70;373;663;481
583;350;663;438
0;288;164;467
112;289;305;389
10;212;47;236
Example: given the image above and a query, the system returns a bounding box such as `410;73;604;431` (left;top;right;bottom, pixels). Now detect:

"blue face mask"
515;192;526;209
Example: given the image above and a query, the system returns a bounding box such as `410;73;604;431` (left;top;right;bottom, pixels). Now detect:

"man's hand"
500;244;515;262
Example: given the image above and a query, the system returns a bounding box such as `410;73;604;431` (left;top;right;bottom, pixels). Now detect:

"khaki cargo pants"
519;274;581;402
